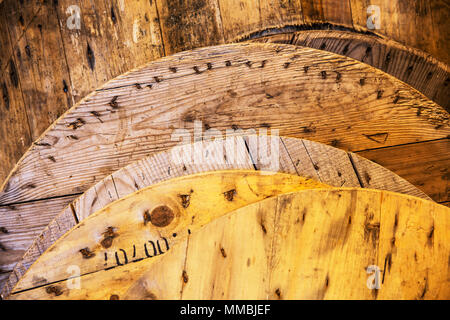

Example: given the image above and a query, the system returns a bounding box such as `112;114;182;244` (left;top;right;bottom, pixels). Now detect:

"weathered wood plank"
429;0;450;67
301;0;353;26
259;0;303;28
1;0;44;69
11;2;74;139
0;8;33;187
1;43;447;205
9;189;449;300
54;0;165;103
0;194;78;291
350;0;449;64
357;139;450;203
156;0;224;54
218;0;260;41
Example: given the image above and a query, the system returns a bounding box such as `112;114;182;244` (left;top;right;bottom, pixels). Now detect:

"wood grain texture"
0;194;78;274
54;0;164;104
9;189;449;300
0;0;449;188
1;43;447;205
252;30;450;111
11;2;74;140
10;170;327;294
357;139;450;203
1;136;430;297
156;0;224;54
301;0;353;25
0;8;33;187
350;0;449;64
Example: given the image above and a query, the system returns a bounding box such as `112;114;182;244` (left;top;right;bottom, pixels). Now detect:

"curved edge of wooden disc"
1;42;448;204
247;29;450;111
9;188;450;300
0;135;431;298
9;170;327;295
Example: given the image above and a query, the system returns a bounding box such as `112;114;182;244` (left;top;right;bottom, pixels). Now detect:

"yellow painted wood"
9;188;449;300
10;170;327;295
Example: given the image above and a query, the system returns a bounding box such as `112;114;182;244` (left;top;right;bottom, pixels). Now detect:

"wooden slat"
156;0;224;54
357;139;450;203
1;0;43;68
0;8;33;186
54;0;165;104
8;189;449;300
348;152;431;200
0;194;78;276
350;0;448;65
1;43;447;205
218;0;261;41
10;2;74;139
301;0;353;26
259;0;303;28
252;30;450;111
429;0;450;67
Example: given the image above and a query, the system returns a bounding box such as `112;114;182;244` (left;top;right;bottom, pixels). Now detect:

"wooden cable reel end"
8;186;450;300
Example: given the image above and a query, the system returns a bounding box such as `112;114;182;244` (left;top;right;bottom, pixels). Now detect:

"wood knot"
79;247;95;259
101;227;118;248
275;288;281;299
109;294;120;300
223;189;236;201
46;285;63;296
144;206;175;227
67;118;86;130
108;96;119;109
179;194;191;208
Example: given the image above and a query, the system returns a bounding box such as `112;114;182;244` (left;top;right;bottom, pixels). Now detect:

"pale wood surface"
1;43;447;206
10;170;327;295
9;189;449;300
0;136;430;297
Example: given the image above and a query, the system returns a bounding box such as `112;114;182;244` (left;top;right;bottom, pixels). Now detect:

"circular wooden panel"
9;188;449;300
1;43;447;206
1;135;430;298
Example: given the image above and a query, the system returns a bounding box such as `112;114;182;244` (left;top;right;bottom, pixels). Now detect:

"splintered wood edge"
247;29;450;110
9;188;450;300
1;135;431;298
0;42;448;203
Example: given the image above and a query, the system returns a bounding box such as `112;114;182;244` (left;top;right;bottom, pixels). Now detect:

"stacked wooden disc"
0;0;448;300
